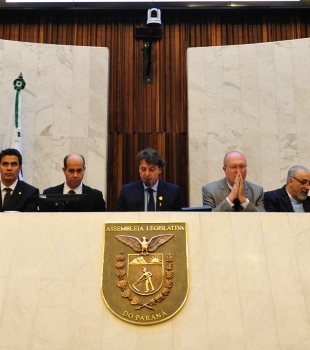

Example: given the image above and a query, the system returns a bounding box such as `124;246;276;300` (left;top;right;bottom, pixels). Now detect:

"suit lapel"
156;180;165;211
58;184;65;193
7;181;24;210
280;187;294;212
219;178;230;199
135;181;145;211
303;199;310;212
244;181;250;197
81;184;90;211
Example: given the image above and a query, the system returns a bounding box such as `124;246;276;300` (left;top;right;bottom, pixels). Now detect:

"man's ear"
62;167;65;174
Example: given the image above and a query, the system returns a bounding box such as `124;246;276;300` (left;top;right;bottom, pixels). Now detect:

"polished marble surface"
1;212;310;349
188;38;310;206
0;40;109;197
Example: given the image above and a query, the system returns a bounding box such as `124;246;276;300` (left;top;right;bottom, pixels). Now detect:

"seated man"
40;153;106;212
116;148;184;211
0;148;39;212
264;165;310;212
202;151;265;212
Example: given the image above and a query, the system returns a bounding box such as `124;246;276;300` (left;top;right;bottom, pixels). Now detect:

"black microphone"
144;180;150;187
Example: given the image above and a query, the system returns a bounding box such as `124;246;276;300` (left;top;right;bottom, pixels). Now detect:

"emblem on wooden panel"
101;223;189;325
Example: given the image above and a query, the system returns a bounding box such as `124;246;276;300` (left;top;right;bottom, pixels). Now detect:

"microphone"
144;180;150;187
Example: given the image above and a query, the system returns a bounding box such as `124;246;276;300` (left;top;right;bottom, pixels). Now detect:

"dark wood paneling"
0;9;310;210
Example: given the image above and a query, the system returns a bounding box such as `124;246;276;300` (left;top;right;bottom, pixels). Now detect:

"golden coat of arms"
101;222;189;325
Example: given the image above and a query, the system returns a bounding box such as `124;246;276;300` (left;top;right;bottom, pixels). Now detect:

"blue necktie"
147;188;155;211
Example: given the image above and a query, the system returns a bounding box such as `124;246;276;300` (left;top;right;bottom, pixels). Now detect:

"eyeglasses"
225;165;247;170
291;177;310;186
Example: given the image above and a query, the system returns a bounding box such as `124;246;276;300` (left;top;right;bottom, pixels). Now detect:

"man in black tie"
202;151;265;212
0;148;39;212
40;153;106;212
116;148;184;212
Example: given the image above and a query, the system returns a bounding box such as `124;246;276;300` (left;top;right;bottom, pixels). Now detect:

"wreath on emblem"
115;252;174;310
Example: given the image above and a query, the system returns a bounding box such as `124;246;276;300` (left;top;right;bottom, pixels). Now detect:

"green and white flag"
2;73;26;179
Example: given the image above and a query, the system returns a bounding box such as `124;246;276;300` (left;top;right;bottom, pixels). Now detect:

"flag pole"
13;73;26;146
1;73;26;180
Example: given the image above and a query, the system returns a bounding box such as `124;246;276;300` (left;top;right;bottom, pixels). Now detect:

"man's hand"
237;174;246;203
228;173;246;204
228;173;240;202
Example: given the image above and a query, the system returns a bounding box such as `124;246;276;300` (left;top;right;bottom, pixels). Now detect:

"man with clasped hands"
202;151;265;212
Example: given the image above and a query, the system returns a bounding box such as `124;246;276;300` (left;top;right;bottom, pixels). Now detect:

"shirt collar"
1;179;18;192
286;190;302;203
227;181;233;191
143;180;159;191
64;182;83;194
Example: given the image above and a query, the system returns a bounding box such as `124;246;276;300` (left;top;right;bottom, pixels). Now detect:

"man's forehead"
66;165;84;170
296;169;310;179
140;161;160;168
226;155;246;164
1;155;19;163
66;158;84;167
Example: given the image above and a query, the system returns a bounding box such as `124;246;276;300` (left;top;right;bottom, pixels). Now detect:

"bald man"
40;153;106;212
202;151;265;212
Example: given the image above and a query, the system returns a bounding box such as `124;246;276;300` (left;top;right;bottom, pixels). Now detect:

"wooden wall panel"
0;8;310;210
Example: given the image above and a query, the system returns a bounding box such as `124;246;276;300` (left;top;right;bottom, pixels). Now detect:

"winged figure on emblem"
115;234;174;255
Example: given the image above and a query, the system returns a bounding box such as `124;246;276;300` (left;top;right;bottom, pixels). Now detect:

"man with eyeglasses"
264;165;310;212
202;151;265;212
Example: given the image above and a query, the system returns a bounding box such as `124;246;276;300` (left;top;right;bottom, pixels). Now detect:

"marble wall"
188;38;310;206
1;212;310;349
0;39;109;197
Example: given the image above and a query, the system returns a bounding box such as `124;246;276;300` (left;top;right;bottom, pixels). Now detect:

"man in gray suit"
202;151;265;212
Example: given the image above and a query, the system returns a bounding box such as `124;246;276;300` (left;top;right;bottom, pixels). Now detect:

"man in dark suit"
40;153;106;212
264;165;310;212
116;149;184;211
0;148;39;212
202;151;265;212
